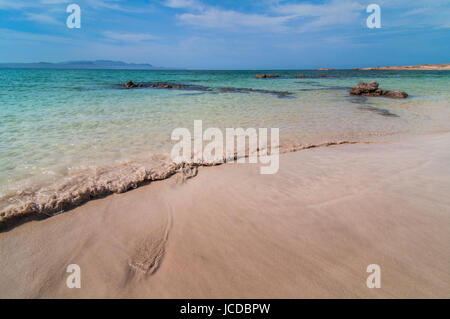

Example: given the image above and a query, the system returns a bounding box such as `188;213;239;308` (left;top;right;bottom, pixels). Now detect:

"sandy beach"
1;132;449;299
2;0;450;306
360;63;450;71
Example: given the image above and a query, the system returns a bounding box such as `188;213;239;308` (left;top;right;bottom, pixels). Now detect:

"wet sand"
0;133;449;298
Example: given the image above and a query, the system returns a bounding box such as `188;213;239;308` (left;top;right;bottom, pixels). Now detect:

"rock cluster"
350;81;408;98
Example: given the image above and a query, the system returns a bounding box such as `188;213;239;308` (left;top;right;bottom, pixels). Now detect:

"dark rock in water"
123;81;144;88
358;105;399;117
255;74;280;79
118;81;293;98
350;81;408;98
350;81;379;95
150;82;187;89
218;87;292;98
297;74;305;78
122;81;145;88
121;82;188;90
384;90;409;99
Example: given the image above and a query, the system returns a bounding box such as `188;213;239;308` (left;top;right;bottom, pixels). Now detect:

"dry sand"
0;133;449;298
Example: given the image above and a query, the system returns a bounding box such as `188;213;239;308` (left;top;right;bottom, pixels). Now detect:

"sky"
0;0;449;69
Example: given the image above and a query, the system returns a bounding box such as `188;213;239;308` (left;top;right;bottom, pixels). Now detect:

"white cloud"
178;8;293;31
102;31;159;42
0;28;69;42
39;0;70;4
400;5;450;29
0;0;127;11
0;0;34;9
272;0;364;32
164;0;201;10
171;0;365;33
168;0;447;34
84;0;125;11
24;12;61;25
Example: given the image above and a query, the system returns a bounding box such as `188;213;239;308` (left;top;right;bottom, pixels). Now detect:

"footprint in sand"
127;210;172;276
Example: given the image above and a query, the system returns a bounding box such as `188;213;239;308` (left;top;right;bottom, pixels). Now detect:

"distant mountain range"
0;60;173;70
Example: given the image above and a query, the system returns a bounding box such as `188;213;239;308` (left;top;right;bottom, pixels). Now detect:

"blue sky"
0;0;449;69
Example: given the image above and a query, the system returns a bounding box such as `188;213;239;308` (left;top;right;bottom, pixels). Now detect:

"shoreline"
0;139;370;232
359;63;450;71
1;132;449;298
0;130;427;232
2;130;448;232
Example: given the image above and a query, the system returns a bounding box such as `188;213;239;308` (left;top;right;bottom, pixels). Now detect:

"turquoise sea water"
0;69;449;217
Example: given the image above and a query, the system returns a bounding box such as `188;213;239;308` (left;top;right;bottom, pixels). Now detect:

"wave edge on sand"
0;140;359;231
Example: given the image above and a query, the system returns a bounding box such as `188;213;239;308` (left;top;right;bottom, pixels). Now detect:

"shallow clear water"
0;69;449;214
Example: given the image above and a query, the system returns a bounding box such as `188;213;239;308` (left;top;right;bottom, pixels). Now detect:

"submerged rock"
297;74;305;78
255;74;280;79
150;82;187;89
121;81;188;89
384;90;409;99
118;81;292;98
350;81;408;98
123;81;144;88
